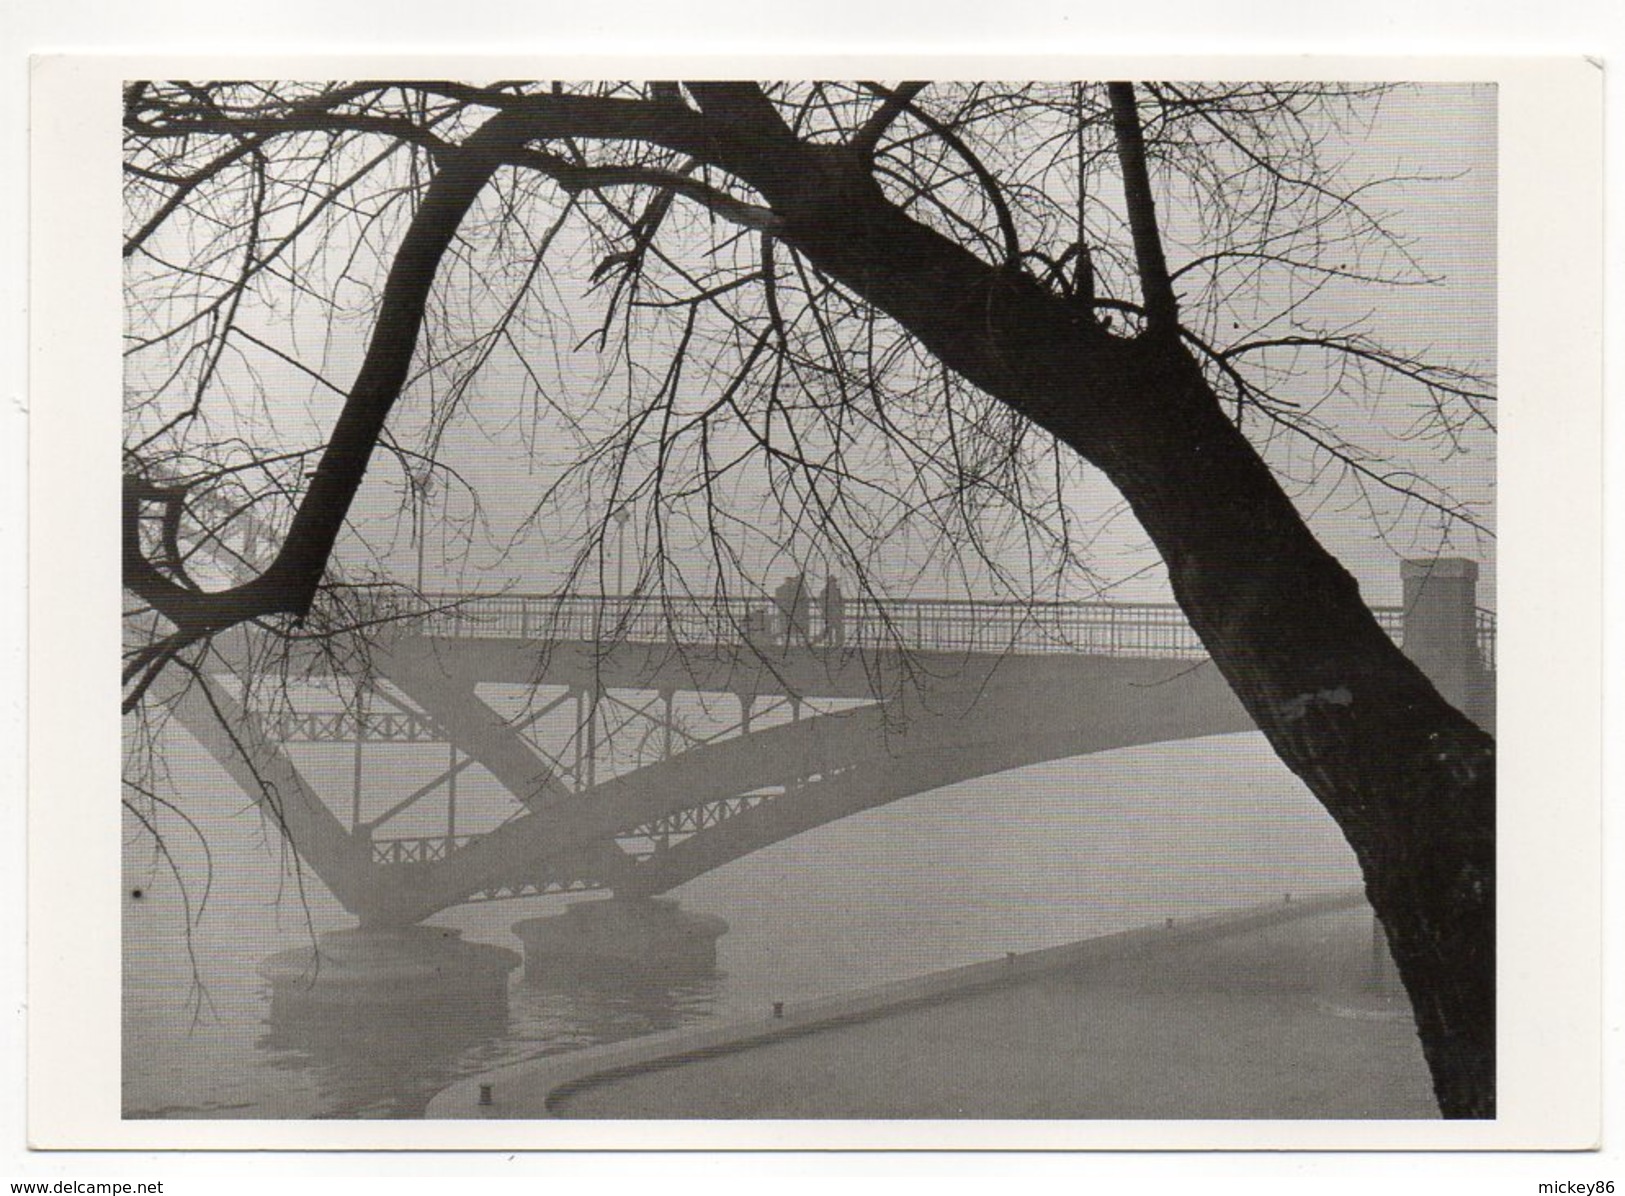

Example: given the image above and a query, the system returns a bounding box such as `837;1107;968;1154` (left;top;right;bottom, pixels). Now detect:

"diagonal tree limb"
1107;82;1180;333
123;109;536;636
848;81;928;158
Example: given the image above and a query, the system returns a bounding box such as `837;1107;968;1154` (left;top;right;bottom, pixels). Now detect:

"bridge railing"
410;592;763;647
405;591;1218;658
399;591;1466;664
840;596;1210;658
1477;608;1497;671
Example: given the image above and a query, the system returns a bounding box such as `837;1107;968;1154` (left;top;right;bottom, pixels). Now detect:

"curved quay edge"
423;886;1370;1120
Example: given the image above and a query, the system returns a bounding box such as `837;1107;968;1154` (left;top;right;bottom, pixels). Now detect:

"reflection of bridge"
163;560;1494;934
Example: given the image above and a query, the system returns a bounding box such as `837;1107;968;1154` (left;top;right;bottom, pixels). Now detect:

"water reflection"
514;966;720;1047
258;990;510;1118
249;956;720;1118
125;741;1373;1119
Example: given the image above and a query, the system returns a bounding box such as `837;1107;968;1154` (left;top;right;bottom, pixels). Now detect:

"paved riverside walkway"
427;890;1438;1120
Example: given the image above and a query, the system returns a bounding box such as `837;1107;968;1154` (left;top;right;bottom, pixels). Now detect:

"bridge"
155;558;1494;958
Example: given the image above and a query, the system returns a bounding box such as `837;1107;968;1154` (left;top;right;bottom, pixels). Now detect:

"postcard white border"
27;54;1603;1151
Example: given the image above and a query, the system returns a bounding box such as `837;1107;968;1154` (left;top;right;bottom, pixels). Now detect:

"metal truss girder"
262;709;440;743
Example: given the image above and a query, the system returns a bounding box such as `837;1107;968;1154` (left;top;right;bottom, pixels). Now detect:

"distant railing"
371;834;479;866
1373;607;1405;645
407;592;1213;659
1477;608;1496;672
394;591;1497;667
262;709;440;743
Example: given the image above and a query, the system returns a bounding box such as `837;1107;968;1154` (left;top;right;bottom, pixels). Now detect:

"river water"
122;733;1364;1119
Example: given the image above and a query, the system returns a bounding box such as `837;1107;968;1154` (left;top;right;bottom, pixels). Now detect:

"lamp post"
414;469;437;594
613;506;631;598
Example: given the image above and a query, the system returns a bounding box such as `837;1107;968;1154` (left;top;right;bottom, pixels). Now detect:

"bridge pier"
1400;557;1494;732
512;897;728;983
257;925;520;1020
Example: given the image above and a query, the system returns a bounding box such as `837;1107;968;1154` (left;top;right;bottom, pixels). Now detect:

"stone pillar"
258;925;520;1021
1400;557;1487;727
513;897;728;983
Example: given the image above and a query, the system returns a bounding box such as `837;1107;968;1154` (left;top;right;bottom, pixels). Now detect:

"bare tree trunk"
1092;345;1495;1119
761;151;1495;1117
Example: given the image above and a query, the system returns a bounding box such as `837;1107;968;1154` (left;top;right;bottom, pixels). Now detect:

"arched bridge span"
162;570;1494;927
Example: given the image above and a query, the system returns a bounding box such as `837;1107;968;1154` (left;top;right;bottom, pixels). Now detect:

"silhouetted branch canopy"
122;80;1494;700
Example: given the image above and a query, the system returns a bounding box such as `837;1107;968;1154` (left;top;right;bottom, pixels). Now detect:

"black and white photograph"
15;50;1607;1167
113;75;1500;1123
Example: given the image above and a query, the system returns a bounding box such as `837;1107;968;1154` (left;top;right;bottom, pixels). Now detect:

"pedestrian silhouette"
774;573;810;648
821;575;846;648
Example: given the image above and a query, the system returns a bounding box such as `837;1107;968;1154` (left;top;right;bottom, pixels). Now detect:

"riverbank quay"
426;887;1436;1120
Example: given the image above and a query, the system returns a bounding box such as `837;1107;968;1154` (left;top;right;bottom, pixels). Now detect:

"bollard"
1165;917;1175;929
478;1083;493;1107
772;1001;784;1019
1370;913;1390;991
1284;892;1292;904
